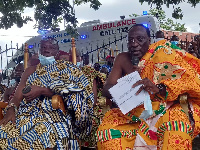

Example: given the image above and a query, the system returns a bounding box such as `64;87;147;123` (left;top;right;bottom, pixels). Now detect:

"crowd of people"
0;24;200;150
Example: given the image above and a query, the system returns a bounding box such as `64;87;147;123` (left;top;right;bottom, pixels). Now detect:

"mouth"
131;50;142;56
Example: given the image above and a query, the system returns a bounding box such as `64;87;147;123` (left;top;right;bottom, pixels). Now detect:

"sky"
0;0;199;69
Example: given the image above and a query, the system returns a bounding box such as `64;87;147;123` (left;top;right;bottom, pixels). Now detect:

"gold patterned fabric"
81;66;109;148
0;60;94;150
97;40;200;150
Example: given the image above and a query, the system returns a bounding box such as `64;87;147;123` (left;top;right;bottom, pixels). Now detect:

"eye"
128;38;134;43
137;36;145;42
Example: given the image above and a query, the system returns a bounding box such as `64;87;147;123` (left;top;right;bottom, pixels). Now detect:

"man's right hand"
0;107;16;126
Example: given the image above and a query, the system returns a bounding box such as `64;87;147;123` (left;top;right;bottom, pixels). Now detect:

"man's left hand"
23;85;42;102
132;78;159;95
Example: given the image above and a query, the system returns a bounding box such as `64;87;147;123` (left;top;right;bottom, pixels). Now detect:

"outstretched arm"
0;66;36;125
9;66;36;107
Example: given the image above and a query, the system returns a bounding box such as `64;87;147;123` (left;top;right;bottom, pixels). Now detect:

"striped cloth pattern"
96;129;138;142
157;121;193;139
0;60;94;150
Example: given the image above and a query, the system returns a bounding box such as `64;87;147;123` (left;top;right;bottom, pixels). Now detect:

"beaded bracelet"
4;103;18;114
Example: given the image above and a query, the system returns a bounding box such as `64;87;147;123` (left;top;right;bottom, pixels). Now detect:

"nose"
130;39;139;47
41;50;51;56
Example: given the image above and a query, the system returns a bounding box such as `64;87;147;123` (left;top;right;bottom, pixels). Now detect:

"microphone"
131;57;139;66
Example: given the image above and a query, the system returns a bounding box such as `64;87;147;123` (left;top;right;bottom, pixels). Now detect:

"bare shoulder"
115;52;130;67
116;52;129;60
115;52;130;64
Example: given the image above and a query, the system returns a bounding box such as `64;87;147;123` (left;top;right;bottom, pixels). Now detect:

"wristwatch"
4;102;18;114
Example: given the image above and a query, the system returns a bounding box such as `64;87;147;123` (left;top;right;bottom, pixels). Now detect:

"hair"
170;35;179;41
82;53;89;58
13;63;24;70
41;37;58;43
128;24;151;37
156;30;164;38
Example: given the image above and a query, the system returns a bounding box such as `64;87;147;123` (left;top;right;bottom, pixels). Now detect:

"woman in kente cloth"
0;38;94;150
81;65;110;149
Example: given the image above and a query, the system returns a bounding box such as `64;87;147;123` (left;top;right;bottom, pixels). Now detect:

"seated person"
0;38;94;150
97;24;200;150
3;63;24;102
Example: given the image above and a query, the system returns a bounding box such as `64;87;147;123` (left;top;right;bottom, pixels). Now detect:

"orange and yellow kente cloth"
96;40;200;150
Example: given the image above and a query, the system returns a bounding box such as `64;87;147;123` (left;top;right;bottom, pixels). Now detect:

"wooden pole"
71;38;77;64
114;44;120;56
24;43;29;70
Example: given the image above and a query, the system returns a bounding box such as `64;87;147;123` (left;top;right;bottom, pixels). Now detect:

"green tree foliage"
129;13;140;17
139;0;200;20
130;8;187;32
149;8;187;32
0;0;101;31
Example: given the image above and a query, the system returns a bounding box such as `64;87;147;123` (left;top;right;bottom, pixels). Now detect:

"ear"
148;38;151;44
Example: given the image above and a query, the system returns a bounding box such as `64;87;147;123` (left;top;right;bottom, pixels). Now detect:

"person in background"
0;73;7;101
105;55;115;68
81;65;109;149
97;24;200;149
99;64;111;79
170;35;179;46
187;43;198;57
0;38;94;150
82;53;90;66
155;30;165;42
3;63;24;102
67;49;110;149
93;63;101;71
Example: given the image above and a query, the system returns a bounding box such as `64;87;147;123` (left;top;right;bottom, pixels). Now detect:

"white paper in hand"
109;71;148;114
